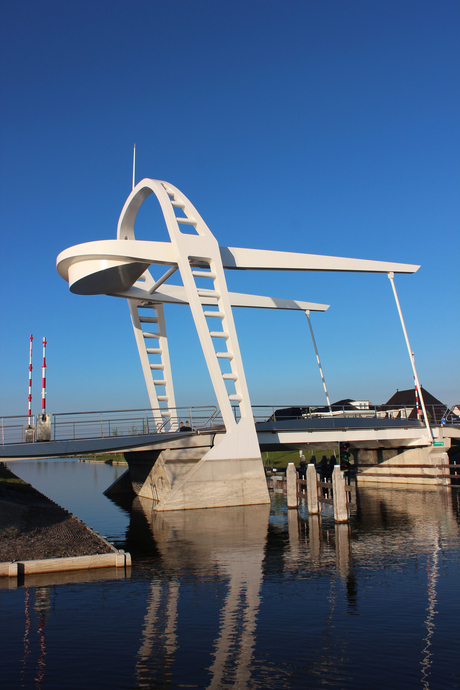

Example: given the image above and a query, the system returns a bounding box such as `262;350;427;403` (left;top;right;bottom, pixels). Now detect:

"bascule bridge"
52;177;441;510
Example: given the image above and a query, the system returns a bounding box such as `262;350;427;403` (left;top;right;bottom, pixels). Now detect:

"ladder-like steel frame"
117;179;260;460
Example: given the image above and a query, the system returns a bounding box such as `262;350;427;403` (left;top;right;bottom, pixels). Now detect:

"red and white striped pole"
28;334;33;424
41;337;47;417
412;352;420;420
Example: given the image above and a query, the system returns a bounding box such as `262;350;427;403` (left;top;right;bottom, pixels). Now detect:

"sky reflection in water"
1;460;459;689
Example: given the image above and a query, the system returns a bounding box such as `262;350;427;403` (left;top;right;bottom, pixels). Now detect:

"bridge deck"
1;416;457;460
0;430;195;460
256;417;436;450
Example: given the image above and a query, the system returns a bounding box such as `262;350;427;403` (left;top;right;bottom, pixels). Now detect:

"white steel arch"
117;179;257;440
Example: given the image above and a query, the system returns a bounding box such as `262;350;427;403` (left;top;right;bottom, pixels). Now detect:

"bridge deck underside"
255;418;440;450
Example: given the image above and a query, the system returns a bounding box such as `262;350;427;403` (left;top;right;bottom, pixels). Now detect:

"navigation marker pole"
305;310;332;413
28;334;33;424
41;337;47;418
412;352;421;420
388;272;433;441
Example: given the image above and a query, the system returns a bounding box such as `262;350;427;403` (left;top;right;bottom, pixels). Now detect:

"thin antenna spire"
132;143;136;191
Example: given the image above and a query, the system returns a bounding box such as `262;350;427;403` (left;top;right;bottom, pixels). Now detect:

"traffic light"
340;442;351;470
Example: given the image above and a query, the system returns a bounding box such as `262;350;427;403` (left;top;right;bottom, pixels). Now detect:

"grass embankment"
80;453;127;464
263;448;336;470
0;463;35;493
82;450;336;469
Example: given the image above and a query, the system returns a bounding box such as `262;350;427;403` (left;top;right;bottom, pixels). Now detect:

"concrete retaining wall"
0;550;131;578
357;446;451;485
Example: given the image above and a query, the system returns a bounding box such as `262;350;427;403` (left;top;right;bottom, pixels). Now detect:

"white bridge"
19;176;452;509
2;403;458;500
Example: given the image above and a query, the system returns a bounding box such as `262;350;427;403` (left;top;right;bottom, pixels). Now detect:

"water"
1;460;459;689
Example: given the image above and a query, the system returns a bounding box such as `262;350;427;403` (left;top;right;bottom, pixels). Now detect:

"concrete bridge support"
105;431;270;511
306;463;319;514
356;444;451;485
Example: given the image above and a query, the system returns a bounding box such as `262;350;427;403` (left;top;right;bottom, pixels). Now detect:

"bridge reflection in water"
2;458;459;689
117;484;458;689
131;502;269;688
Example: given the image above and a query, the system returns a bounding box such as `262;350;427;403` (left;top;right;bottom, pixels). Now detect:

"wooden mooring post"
287;462;350;522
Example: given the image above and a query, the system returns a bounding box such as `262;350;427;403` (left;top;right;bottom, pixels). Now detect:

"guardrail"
0;406;221;445
1;401;457;446
250;403;459;425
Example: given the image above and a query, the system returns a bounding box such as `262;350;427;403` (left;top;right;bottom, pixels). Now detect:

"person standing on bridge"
329;454;337;476
321;455;331;481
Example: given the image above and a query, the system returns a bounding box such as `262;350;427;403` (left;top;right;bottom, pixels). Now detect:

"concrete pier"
306;463;319;514
332;465;348;522
286;463;298;508
106;431;270;511
356;445;451;485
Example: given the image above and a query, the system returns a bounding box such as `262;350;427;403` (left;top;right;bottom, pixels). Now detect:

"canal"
1;459;459;689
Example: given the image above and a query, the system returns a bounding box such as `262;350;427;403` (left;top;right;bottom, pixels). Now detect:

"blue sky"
1;0;459;417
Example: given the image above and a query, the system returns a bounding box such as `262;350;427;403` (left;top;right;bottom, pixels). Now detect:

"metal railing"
0;415;29;445
250;403;458;425
1;402;457;446
0;406;221;445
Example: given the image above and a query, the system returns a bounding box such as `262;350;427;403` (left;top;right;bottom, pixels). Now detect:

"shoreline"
0;464;130;579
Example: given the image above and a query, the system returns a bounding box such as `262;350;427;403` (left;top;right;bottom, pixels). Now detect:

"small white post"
286;462;298;508
306;463;319;514
387;272;433;441
305;310;332;412
332;465;348;523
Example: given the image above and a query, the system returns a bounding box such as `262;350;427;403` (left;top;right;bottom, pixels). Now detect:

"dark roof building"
268;389;452;424
383;387;448;423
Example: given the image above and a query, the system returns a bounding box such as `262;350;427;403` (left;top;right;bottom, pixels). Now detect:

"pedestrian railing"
251;403;458;426
2;400;458;446
0;406;221;445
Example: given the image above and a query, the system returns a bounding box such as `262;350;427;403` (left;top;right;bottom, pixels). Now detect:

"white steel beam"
115;283;330;312
57;238;419;296
220;246;419;274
